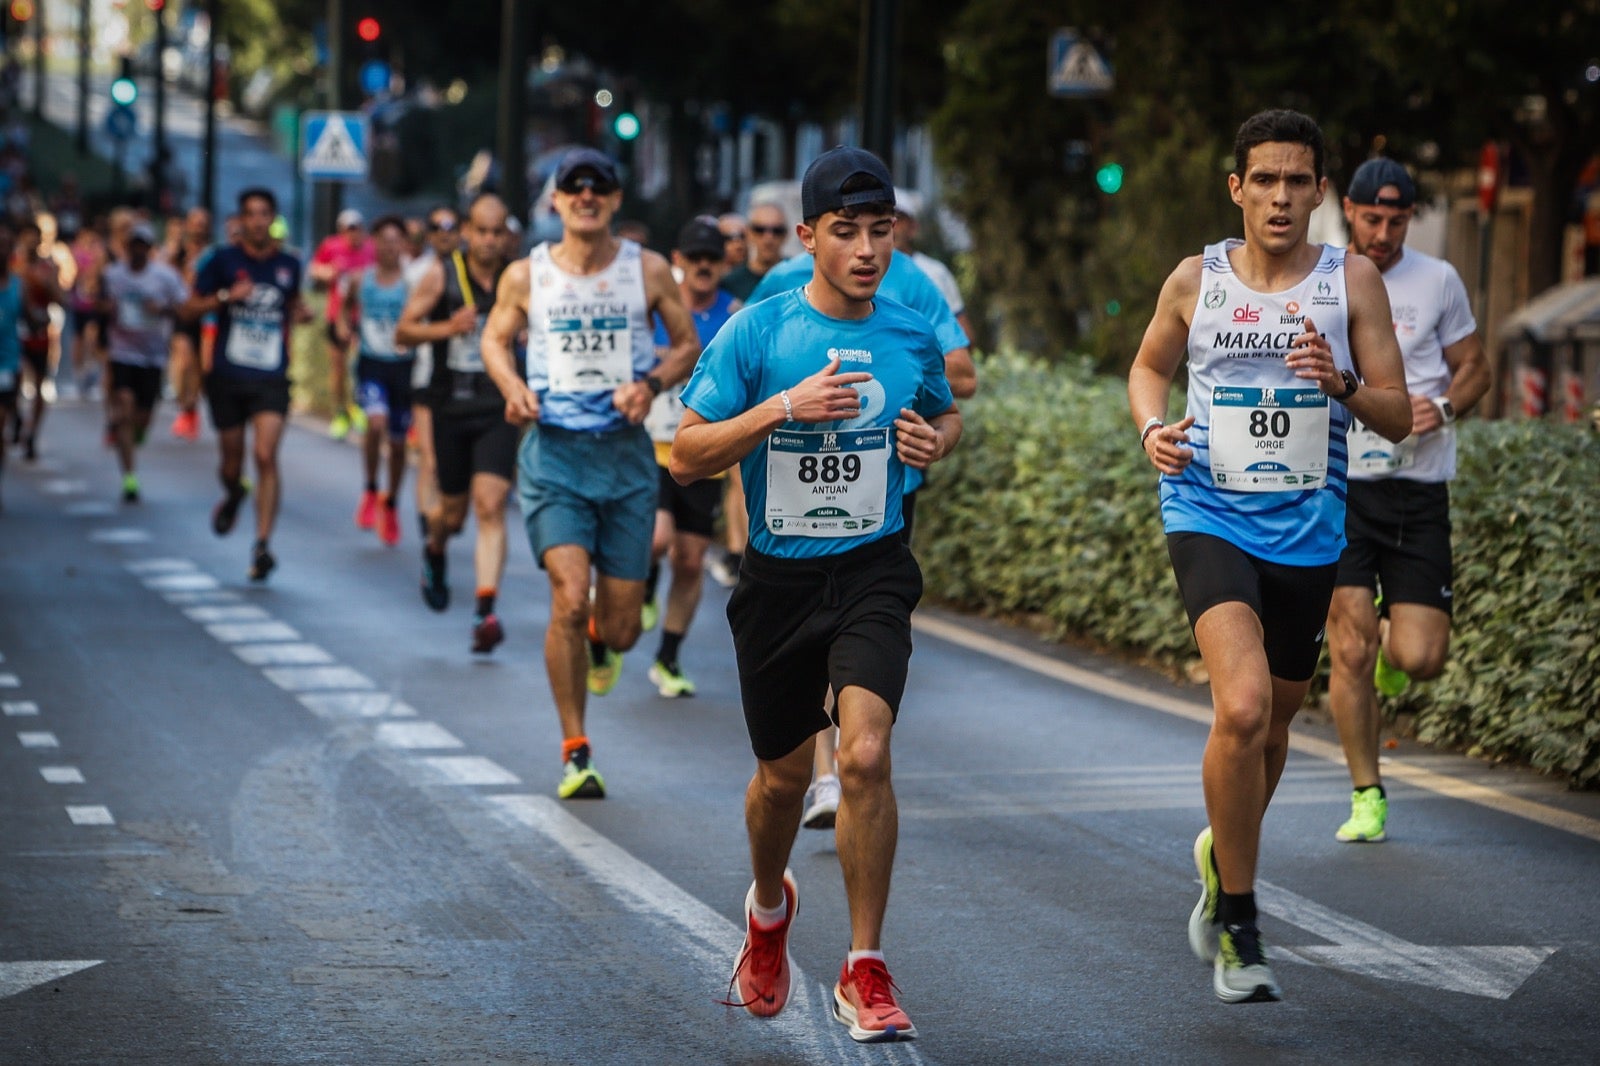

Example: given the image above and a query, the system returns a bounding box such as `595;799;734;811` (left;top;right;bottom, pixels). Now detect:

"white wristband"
779;390;793;421
1139;416;1164;446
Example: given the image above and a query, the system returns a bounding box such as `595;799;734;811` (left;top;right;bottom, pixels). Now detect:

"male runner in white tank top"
1128;110;1411;1004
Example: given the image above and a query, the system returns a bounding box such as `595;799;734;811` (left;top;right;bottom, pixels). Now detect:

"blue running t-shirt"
680;289;953;559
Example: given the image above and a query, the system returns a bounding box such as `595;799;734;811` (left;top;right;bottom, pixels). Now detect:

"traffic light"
144;0;166;10
111;75;139;107
356;17;381;43
9;0;34;21
612;111;640;141
1095;162;1124;195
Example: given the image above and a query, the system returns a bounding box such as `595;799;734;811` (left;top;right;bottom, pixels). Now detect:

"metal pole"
201;0;219;215
859;0;897;166
495;0;527;221
153;3;167;210
75;0;88;154
316;0;345;241
30;0;43;120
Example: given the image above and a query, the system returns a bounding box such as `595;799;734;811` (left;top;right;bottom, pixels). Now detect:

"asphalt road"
2;398;1598;1065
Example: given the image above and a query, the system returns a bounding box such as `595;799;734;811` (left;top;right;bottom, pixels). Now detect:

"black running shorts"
728;536;923;761
432;408;519;496
1335;479;1453;615
1167;531;1337;682
110;362;164;412
656;465;722;538
204;374;290;432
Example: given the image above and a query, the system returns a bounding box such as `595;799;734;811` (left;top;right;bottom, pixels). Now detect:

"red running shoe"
722;871;798;1018
355;490;380;530
171;409;201;441
833;956;917;1042
378;500;401;546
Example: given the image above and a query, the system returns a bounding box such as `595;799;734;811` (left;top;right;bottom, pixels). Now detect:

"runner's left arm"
481;258;539;427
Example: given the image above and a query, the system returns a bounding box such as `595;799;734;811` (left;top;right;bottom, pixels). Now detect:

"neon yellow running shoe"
346;403;368;435
648;659;696;698
558;743;606;799
1188;826;1221;962
1374;648;1410;697
328;410;351;440
640;599;659;633
587;647;623;696
1335;787;1388;842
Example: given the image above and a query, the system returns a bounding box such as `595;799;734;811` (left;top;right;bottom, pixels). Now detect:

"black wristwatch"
644;374;664;396
1334;369;1360;401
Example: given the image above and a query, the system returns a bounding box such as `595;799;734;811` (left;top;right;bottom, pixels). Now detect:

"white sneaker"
802;774;840;830
708;553;740;588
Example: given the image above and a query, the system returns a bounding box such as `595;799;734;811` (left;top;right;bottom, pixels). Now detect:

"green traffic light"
1095;162;1124;195
110;77;138;107
613;112;640;141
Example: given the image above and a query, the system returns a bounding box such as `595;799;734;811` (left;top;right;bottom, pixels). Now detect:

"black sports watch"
1334;369;1359;401
644;374;664;396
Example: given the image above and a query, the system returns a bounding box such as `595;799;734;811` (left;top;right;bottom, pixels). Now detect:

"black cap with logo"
1346;158;1416;208
800;146;895;221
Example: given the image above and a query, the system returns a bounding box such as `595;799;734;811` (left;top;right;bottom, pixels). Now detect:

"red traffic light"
356;17;381;42
145;0;166;11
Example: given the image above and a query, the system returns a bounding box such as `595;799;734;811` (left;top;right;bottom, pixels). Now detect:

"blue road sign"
359;60;390;97
105;104;137;142
1048;29;1114;98
300;110;370;181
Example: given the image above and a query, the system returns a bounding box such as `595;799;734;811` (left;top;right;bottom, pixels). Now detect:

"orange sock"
587;615;602;644
562;735;589;763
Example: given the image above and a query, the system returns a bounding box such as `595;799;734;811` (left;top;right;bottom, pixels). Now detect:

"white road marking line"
0;961;103;1000
64;501;117;517
262;666;374;692
41;479;88;496
1262;880;1556;998
297;692;416;719
142;573;221;592
89;528;151;544
487;795;919;1064
208;621;302;643
0;674;19;688
66;806;115;826
40;766;85;784
418;756;521;786
125;558;199;575
184;605;271;623
376;721;464;750
18;732;59;749
3;701;39;716
161;590;242;605
913;612;1600;844
232;643;334;666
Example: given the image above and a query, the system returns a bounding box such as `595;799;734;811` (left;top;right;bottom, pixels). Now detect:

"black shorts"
173;318;203;351
204;374;291;432
110;362;164;411
1167;531;1337;682
900;490;918;547
71;308;108;339
656;466;722;538
1336;479;1454;615
20;342;48;376
355;355;415;438
728;536;923;761
433;408;519;495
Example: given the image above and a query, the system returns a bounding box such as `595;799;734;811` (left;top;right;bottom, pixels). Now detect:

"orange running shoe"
171;408;201;441
722;871;798;1018
833;956;917;1042
355;490;380;530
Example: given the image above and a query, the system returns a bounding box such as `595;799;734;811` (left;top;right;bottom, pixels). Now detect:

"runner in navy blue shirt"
183;186;307;582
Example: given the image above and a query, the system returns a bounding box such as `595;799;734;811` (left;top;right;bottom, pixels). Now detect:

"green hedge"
918;352;1600;787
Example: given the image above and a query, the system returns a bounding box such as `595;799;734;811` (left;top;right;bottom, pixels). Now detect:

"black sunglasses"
558;174;619;195
428;218;457;232
749;225;785;236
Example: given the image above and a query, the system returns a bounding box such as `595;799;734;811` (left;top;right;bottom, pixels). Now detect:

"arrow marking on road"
1259;880;1555;998
0;961;103;1000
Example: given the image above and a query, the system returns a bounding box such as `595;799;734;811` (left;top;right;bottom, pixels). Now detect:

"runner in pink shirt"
310;208;375;438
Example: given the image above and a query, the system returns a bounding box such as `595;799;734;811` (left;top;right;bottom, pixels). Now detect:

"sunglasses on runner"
558;174;619;196
749;225;785;237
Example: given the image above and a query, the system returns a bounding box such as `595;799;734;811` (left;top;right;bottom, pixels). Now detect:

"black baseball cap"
554;148;620;190
676;218;726;258
800;146;895;220
1347;158;1416;208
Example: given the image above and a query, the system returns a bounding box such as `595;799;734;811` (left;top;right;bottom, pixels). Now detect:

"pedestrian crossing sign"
1048;29;1113;98
300;111;370;181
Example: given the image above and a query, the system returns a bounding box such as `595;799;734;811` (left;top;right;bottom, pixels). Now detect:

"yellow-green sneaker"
640;599;659;633
346;403;369;435
1214;923;1281;1003
558;744;606;799
1374;648;1410;697
648;659;696;698
587;647;623;696
328;410;351;440
1188;826;1221;962
1335;787;1388;842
